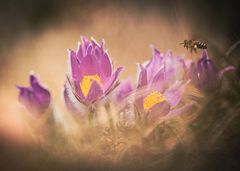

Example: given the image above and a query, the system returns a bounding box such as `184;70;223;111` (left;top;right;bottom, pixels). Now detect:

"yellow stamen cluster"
143;91;166;110
80;74;102;97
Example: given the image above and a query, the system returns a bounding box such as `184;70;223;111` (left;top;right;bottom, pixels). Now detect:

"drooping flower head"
136;48;190;124
64;37;123;108
187;50;235;92
17;74;51;115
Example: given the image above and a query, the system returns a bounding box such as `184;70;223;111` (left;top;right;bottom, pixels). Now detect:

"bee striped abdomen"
195;41;207;49
180;39;207;53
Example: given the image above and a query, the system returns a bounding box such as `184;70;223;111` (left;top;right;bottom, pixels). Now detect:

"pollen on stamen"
80;74;102;97
143;91;166;110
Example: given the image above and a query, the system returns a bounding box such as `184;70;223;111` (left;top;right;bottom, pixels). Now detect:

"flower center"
80;74;102;97
143;91;166;110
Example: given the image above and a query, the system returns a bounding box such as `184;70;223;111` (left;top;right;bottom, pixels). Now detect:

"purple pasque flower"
187;50;235;92
64;36;123;107
115;79;133;103
114;79;134;120
136;81;188;124
17;74;51;115
136;48;189;124
138;48;187;88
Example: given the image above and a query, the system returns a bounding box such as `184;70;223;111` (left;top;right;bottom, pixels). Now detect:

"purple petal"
103;67;123;93
66;76;88;106
91;38;112;79
84;39;112;80
76;36;90;60
146;48;161;68
149;67;165;92
69;49;82;81
79;53;101;76
163;81;188;108
146;48;163;81
175;56;187;78
92;42;103;59
29;75;51;110
201;50;208;59
163;50;178;83
137;64;148;88
167;101;195;117
205;60;218;80
197;50;208;65
86;80;103;103
147;101;170;123
176;56;187;71
17;86;40;113
197;58;218;90
152;67;164;82
115;79;133;102
99;52;112;79
163;50;174;65
30;74;39;87
91;38;102;50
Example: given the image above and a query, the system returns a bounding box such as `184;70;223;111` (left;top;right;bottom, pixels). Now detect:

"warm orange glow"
0;6;195;160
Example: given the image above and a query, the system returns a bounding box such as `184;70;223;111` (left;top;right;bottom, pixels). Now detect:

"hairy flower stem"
88;105;96;128
105;101;115;135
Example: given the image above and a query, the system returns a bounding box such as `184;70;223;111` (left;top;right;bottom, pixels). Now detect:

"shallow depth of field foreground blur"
0;0;240;171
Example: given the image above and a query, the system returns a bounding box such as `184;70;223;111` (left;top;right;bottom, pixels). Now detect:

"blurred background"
0;0;240;170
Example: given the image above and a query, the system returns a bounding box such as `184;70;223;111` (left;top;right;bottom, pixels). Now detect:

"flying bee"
180;39;207;53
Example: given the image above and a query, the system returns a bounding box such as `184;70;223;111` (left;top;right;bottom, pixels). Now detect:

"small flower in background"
187;50;235;92
136;48;191;125
17;74;51;115
114;79;134;121
64;36;123;109
115;79;133;103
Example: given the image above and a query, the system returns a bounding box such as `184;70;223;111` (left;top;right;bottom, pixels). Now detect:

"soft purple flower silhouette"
115;79;133;103
64;37;123;107
17;74;51;115
136;48;190;124
187;50;235;92
114;79;134;121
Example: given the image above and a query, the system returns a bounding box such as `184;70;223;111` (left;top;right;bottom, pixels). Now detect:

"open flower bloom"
17;74;51;115
136;48;190;124
64;37;123;108
187;50;235;92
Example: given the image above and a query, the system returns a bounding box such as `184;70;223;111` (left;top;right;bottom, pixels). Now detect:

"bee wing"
179;42;184;44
